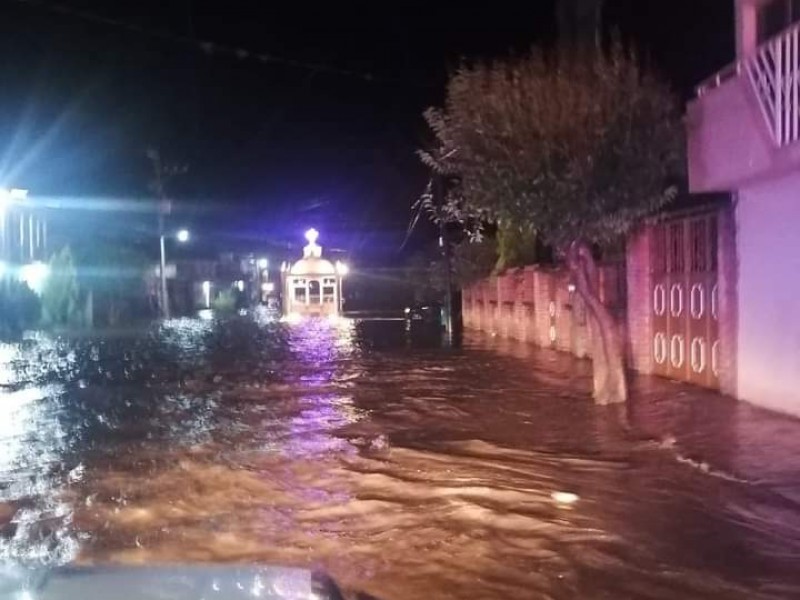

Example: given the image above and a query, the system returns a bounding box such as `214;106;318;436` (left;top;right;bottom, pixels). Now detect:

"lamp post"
335;260;349;315
159;227;190;319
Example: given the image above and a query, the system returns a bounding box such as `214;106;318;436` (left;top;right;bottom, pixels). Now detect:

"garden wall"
461;263;630;362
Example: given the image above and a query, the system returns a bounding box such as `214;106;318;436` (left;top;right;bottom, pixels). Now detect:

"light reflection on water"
0;317;798;599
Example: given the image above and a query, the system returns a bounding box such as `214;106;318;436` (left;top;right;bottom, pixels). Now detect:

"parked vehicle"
404;302;444;330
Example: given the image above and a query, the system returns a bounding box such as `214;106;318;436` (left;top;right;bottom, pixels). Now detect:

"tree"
0;278;41;338
408;239;498;302
421;44;684;405
72;240;150;327
41;247;81;327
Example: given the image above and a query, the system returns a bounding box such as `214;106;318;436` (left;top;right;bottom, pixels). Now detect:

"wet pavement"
0;311;799;599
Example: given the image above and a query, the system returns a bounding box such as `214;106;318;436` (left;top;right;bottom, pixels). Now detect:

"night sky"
0;0;733;262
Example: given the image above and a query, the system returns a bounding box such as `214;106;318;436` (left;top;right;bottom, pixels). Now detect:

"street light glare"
258;258;268;270
0;188;28;211
304;228;319;244
176;229;190;243
336;261;349;276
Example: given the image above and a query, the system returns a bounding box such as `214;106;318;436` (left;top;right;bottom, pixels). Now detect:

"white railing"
745;22;800;147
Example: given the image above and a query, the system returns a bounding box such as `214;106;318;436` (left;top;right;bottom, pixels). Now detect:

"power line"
10;0;431;87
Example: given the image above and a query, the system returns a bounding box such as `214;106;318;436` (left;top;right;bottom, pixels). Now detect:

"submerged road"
0;313;798;599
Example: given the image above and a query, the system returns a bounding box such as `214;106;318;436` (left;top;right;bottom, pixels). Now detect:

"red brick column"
553;270;572;353
626;226;654;374
532;269;553;347
476;280;486;332
522;267;536;342
717;202;738;397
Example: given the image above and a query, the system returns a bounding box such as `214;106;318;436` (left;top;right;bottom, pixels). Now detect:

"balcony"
688;22;800;192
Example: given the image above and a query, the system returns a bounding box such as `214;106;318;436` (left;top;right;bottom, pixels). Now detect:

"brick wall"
463;263;623;362
462;208;737;395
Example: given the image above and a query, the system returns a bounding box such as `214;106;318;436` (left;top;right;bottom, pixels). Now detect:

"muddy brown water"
0;313;799;599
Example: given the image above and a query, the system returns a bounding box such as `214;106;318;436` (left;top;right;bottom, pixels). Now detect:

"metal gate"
651;212;720;389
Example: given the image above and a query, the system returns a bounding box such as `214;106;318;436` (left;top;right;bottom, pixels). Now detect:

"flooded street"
0;313;799;599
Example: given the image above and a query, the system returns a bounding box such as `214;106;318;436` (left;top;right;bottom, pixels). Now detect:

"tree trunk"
567;240;627;405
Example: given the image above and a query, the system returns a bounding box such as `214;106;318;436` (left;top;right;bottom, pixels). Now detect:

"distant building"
146;252;272;316
281;229;347;318
0;189;49;292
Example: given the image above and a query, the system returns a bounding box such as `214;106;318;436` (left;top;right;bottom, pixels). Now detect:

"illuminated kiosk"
282;229;347;318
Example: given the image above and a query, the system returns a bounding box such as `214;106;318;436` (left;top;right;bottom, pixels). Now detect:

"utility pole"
435;174;454;343
556;0;604;49
158;211;170;319
148;148;175;320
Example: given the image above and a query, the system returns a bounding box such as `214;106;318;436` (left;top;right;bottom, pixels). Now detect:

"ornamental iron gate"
651;212;720;389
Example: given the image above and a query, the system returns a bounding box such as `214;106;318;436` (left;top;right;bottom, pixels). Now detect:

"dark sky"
0;0;734;261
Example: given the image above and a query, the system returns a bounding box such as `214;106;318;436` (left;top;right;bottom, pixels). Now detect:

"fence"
462;263;627;361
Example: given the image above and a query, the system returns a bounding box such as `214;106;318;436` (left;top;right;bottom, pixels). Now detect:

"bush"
41;247;82;327
0;278;41;337
211;290;237;314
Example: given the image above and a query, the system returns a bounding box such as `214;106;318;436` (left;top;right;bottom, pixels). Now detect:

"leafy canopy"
41;246;81;327
421;43;685;250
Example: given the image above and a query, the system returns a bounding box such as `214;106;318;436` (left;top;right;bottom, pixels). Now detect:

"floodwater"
0;311;799;599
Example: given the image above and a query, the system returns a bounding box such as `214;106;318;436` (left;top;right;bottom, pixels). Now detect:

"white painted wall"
737;171;800;416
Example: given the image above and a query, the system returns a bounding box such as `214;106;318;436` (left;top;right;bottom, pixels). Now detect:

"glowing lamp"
304;228;319;244
236;280;245;292
336;261;349;276
0;188;28;211
20;262;48;294
176;229;190;243
257;258;268;270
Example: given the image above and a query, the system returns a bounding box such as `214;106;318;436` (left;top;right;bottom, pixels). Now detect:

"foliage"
211;289;237;314
72;240;150;326
420;42;685;252
407;239;498;300
0;278;41;337
496;223;538;271
41;247;82;327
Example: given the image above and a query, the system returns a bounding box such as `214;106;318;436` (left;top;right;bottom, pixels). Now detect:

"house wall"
687;76;780;194
736;171;800;416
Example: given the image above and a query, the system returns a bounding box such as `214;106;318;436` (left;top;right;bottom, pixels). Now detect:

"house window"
308;280;321;303
323;286;336;303
294;287;307;302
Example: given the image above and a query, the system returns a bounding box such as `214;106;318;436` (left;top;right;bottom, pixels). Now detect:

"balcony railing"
696;22;800;149
746;22;800;147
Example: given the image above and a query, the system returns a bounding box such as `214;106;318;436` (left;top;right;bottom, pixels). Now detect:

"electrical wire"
10;0;432;87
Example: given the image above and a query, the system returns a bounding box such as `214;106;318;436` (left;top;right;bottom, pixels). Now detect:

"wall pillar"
718;200;738;396
626;226;655;374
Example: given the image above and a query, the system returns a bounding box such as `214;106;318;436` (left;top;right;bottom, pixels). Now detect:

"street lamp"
257;257;268;270
0;188;27;210
159;228;190;319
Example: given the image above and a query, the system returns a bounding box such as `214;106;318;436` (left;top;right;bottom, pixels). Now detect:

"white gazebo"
282;229;348;318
